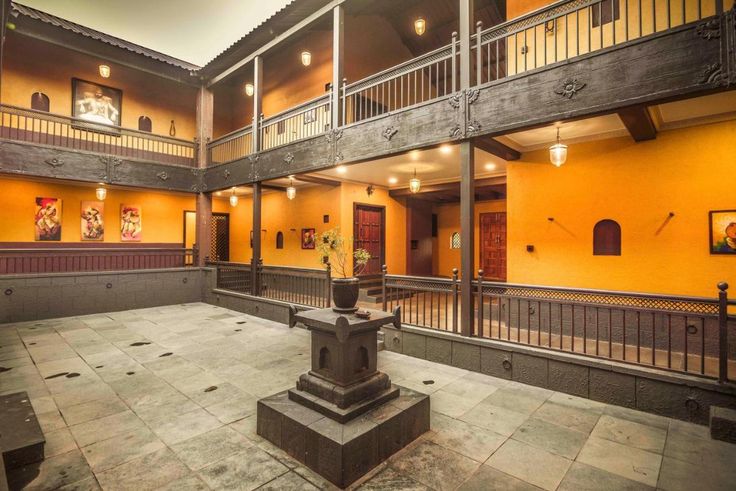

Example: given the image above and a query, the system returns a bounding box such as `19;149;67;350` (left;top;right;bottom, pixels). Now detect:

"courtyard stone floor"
1;303;735;491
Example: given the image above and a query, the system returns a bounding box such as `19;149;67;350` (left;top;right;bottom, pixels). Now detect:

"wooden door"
211;213;230;262
354;204;385;276
480;212;507;281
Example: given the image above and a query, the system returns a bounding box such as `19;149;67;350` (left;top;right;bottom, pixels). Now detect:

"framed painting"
709;210;736;255
71;78;122;133
81;201;104;241
120;204;142;242
34;197;62;241
301;228;316;249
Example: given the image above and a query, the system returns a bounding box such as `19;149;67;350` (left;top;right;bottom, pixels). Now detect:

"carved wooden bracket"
448;89;482;139
223;169;230;180
382;126;398;141
696;18;721;40
326;128;344;164
190;168;205;193
99;155;122;183
700;63;727;86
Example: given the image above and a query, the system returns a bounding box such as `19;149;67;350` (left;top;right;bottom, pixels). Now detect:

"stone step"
0;392;45;472
710;406;736;444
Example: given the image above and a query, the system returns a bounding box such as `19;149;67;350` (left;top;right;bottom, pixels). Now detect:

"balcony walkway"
1;303;734;490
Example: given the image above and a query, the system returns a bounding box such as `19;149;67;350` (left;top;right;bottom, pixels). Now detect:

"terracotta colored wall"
433;200;507;277
2;34;198;140
0;177;195;244
507;120;736;297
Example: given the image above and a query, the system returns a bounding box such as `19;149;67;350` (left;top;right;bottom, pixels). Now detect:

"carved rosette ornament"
695;18;721;40
382;126;398;141
156;171;169;181
700;63;727;86
325;128;343;144
555;78;586;99
223;169;231;181
44;157;64;170
284;153;295;166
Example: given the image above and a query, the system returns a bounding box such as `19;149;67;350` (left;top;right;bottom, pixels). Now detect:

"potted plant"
316;228;371;313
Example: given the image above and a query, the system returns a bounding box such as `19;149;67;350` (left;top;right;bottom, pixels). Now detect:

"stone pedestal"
257;307;429;488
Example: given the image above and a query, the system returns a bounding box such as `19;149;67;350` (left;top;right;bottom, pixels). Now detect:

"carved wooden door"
354;205;384;276
480;212;506;281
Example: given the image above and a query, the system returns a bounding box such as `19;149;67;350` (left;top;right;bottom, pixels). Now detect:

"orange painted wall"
0;177;195;243
433;200;507;277
507;120;736;298
2;34;198;140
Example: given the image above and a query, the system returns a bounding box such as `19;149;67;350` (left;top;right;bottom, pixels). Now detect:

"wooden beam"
251;182;263;295
473;136;521;160
459;140;475;336
296;174;341;187
195;86;214;266
332;5;344;128
459;0;474;90
252;56;264;152
617;105;657;142
389;176;505;198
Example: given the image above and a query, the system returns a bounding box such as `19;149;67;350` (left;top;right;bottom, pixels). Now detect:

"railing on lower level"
0;104;197;166
383;267;734;383
0;247;197;274
207;260;331;309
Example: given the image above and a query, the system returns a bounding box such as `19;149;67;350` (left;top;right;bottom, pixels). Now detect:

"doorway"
183;211;230;262
353;204;385;276
480;212;507;281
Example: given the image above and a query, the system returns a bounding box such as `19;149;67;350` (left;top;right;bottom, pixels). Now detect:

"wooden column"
251;182;263;295
459;0;475;90
195;86;213;266
332;5;345;129
459;140;475;336
252;56;264;152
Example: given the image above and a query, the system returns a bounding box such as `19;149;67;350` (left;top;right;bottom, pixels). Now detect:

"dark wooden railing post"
325;262;332;308
452;268;459;334
718;281;729;383
382;265;388;312
476;269;484;337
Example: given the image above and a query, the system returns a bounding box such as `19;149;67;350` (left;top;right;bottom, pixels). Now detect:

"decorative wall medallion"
325;128;343;144
700;63;727;86
223;169;231;180
44;157;64;169
248;154;260;165
450;125;463;138
284;152;294;165
448;93;463;109
555;78;586;99
156;171;169;181
382;126;398;141
467;88;480;105
334;152;344;163
696;18;721;39
467;120;482;135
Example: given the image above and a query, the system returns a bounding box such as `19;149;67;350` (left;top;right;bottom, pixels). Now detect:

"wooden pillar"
332;4;344;129
252;56;264;152
459;0;475;90
195;86;213;266
459;140;475;336
251;182;263;295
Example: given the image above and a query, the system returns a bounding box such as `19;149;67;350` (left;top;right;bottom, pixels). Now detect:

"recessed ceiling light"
388;177;398;185
439;144;452;155
485;163;497;171
336;165;347;174
409;150;420;161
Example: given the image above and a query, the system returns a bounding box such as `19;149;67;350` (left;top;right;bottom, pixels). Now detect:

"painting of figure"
120;204;142;242
301;228;316;249
81;201;104;241
710;210;736;255
35;197;62;241
72;78;122;128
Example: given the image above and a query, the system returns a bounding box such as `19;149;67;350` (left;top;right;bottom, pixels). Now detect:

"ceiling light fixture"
414;17;427;36
549;127;568;167
485;163;497;171
95;186;107;201
286;179;297;200
336;165;347;174
409;169;421;194
301;51;312;67
440;144;451;155
229;187;238;207
388;177;398;185
245;83;254;96
98;65;111;78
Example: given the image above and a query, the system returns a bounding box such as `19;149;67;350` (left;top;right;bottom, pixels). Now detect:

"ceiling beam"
389;176;505;198
297;174;341;187
617;105;657;142
473;136;521;161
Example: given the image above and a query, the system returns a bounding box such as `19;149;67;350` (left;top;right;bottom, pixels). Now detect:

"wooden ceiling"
389;177;507;203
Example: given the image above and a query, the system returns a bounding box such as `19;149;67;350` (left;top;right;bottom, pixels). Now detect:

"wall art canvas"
81;201;104;241
120;204;142;242
301;228;316;249
709;210;736;255
35;197;62;241
72;78;122;130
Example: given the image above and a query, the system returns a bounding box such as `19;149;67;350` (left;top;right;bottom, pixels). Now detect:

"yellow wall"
433;200;507;278
507;120;736;297
0;177;195;244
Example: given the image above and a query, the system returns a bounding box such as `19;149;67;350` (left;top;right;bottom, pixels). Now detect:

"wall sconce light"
549;127;568;167
301;51;312;67
414;18;427;36
366;185;375;196
95;187;107;201
409;168;421;194
229;187;238;207
286;179;297;200
98;65;111;78
244;83;254;96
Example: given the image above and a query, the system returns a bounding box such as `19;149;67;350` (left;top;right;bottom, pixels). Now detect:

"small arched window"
31;92;50;112
593;219;621;256
138;116;152;132
276;231;284;249
450;232;461;249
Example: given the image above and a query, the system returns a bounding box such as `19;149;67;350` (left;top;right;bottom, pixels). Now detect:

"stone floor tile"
198;446;290;491
480;387;551;415
95;448;189;491
52;383;118;409
256;471;320;490
45;427;79;458
440;377;500;401
657;455;736;491
57;476;102;490
459;400;529;437
486;438;572;491
37;409;68;433
60;396;129;426
431;389;490;419
558;462;654;491
601;405;669;430
187;381;245;407
7;449;93;491
128;392;200;423
511;417;587;459
663;429;736;469
590;415;667;454
547;392;605;412
148;407;223;445
30;395;59;415
391;440;481;490
80;427;165;472
532;401;601;434
155;474;210;491
357;466;429;490
576;436;661;487
428;411;506;462
171;426;253;471
667;419;711;440
69;410;145;447
204;394;258;424
457;465;541;491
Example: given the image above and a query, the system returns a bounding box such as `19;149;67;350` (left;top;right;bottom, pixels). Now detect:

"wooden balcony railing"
260;94;332;152
208;125;253;166
0;104;196;167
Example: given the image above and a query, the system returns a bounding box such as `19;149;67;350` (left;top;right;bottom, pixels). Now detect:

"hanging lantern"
95;187;107;201
245;83;254;96
301;51;312;67
98;64;111;78
414;18;427;36
286;179;297;200
229;187;238;207
549;127;568;167
409;168;421;194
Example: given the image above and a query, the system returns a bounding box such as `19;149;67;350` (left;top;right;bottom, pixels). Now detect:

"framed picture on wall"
709;210;736;255
34;197;62;241
71;78;123;133
81;201;104;241
301;228;316;249
120;204;142;242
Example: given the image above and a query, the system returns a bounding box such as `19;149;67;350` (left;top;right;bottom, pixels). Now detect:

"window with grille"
450;232;461;249
31;92;49;112
592;0;620;27
593;219;621;256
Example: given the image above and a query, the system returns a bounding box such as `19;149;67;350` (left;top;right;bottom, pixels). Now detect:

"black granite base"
0;392;45;470
257;386;430;488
